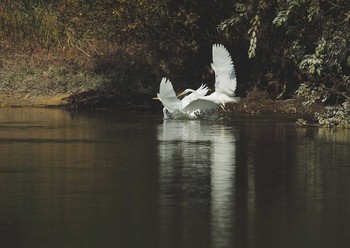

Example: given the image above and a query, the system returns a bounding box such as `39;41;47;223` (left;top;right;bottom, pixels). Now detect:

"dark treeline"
0;0;350;124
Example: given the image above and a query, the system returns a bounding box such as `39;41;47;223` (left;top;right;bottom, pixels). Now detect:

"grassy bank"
0;1;187;109
0;49;99;95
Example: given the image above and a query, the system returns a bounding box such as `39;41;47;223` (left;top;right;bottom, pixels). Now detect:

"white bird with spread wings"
154;44;239;119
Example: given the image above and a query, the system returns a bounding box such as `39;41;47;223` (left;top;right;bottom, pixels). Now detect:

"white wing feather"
194;84;210;96
211;44;236;97
158;77;182;112
181;84;209;109
182;98;219;114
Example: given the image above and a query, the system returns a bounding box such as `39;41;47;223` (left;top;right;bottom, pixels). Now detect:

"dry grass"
0;92;70;107
225;88;325;116
0;48;102;95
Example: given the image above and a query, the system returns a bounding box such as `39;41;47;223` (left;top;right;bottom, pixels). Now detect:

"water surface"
0;108;350;248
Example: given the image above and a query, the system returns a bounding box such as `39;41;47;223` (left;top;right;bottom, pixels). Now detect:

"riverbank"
0;88;323;119
0;92;70;108
0;48;323;115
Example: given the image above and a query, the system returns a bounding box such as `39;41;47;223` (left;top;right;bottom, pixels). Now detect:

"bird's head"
152;94;161;100
177;89;195;98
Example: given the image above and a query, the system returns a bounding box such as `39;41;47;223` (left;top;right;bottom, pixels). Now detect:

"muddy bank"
0;88;324;122
0;92;70;108
0;89;161;111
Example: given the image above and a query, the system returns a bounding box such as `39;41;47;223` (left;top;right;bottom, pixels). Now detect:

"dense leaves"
220;0;350;126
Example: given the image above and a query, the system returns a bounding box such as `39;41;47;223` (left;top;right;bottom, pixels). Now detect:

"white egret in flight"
155;44;239;119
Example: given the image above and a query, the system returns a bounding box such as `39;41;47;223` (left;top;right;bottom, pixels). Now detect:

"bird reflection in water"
157;119;237;247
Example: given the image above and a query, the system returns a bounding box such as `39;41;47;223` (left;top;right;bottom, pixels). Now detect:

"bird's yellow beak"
152;97;159;100
177;91;187;97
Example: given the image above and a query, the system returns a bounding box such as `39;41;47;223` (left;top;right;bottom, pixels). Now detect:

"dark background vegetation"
0;0;350;122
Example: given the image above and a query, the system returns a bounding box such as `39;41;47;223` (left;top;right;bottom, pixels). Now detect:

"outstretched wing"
182;98;219;114
211;44;237;97
158;77;182;113
181;84;209;109
195;84;209;97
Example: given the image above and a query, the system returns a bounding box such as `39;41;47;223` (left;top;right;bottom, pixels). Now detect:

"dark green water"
0;108;350;248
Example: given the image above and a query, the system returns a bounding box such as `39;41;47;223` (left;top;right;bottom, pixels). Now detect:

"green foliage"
272;0;304;26
219;1;266;59
299;38;326;76
315;101;350;128
220;0;350;126
296;83;328;107
248;15;260;58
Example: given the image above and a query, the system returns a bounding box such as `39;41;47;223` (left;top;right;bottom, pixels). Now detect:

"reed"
0;1;66;48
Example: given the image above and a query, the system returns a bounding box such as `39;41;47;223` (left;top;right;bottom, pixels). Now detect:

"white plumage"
155;44;239;119
211;43;237;97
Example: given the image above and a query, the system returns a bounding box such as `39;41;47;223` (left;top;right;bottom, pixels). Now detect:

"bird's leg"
194;111;202;119
220;102;226;112
220;100;226;110
163;108;171;119
194;110;203;119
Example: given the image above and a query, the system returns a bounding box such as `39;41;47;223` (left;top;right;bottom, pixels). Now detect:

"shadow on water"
234;122;350;248
0;108;160;248
1;108;350;248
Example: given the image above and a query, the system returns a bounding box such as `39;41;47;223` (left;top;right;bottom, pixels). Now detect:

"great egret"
154;77;215;118
155;44;239;119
